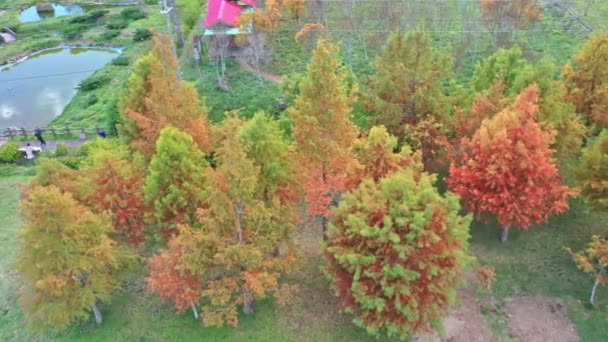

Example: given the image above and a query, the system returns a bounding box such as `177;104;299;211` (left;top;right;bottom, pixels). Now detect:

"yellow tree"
290;39;359;239
119;32;211;157
563;32;608;130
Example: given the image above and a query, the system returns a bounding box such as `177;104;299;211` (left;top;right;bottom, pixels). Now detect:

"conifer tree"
469;49;585;157
563;31;608;130
575;129;608;212
80;147;149;246
290;39;359;239
119;33;211;157
448;86;575;242
15;186;124;330
144;127;209;237
324;169;471;338
349;125;422;187
366;31;451;139
238;111;298;204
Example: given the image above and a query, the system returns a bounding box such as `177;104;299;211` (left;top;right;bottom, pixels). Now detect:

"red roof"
204;0;242;27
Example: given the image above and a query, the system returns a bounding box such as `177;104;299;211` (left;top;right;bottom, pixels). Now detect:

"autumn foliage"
563;32;608;130
291;39;359;237
324;169;471;338
575;129;608;211
567;236;608;305
119;32;211;157
448;86;575;241
15;186;124;330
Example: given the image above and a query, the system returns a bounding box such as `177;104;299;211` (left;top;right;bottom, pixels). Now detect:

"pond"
0;47;120;129
19;4;85;23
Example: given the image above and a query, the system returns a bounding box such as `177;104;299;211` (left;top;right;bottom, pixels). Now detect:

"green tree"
366;31;451;139
576;129;608;212
324;169;471;338
15;186;124;330
144;127;209;238
238;111;298;203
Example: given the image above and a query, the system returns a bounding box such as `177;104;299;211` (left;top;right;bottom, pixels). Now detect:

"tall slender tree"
576;129;608;212
119;33;211;157
290;39;359;239
144;127;209;238
366;31;451;139
15;186;124;330
448;86;575;242
563;32;608;130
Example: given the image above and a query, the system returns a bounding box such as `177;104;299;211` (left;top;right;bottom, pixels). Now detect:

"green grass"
471;198;608;341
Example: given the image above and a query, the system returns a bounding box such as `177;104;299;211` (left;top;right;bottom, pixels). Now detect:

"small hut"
202;0;257;59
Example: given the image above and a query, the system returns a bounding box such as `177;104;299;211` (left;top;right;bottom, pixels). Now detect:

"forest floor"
1;164;607;341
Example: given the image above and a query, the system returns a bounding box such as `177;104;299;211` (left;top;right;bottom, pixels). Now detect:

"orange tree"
448;86;575;242
290;39;359;239
324;168;471;338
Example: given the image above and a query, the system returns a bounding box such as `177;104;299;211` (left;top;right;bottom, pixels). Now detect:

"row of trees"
14;30;608;338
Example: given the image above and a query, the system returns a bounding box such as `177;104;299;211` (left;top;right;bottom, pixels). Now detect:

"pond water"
0;47;119;129
19;4;85;23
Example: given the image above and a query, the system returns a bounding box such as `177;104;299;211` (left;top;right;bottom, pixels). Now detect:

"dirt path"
15;139;90;151
505;296;579;342
238;60;283;83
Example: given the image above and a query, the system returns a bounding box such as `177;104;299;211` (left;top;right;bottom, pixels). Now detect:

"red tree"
448;85;575;242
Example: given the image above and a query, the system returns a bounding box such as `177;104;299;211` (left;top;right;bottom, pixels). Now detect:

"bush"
133;28;152;41
0;164;17;176
98;29;121;41
111;56;129;66
62;24;88;39
55;156;83;169
69;9;108;24
55;143;70;157
106;21;129;30
0;142;22;164
121;7;146;21
85;94;98;106
78;75;110;91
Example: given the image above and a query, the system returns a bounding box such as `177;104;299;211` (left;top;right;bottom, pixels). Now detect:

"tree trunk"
500;224;510;243
92;302;103;324
243;288;254;314
590;267;604;306
321;162;328;241
166;0;185;48
191;300;200;320
235;203;243;244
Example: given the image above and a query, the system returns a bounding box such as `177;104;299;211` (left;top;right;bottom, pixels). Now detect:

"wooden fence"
0;126;115;140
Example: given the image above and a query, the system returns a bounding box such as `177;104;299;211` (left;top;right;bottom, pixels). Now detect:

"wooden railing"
0;126;115;140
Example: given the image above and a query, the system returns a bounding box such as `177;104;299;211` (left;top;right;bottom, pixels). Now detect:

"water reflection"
19;4;85;23
0;48;118;129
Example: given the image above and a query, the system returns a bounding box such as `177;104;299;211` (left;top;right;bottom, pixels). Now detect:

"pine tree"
448;86;575;242
15;186;124;330
366;31;451;139
144;127;209;237
563;31;608;130
324;169;471;338
119;33;211;157
290;39;359;239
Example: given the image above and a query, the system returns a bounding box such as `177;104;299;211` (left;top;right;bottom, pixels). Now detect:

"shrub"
62;24;88;39
85;94;98;106
111;56;129;66
56;156;83;169
106;21;129;30
98;29;121;41
121;7;146;21
0;142;22;164
79;75;110;91
133;28;152;41
0;164;17;176
69;9;108;24
55;143;70;157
